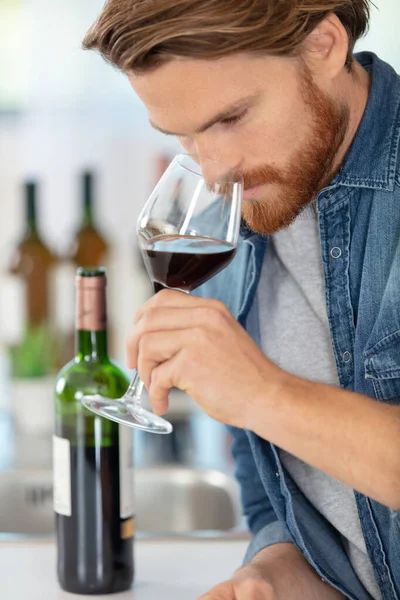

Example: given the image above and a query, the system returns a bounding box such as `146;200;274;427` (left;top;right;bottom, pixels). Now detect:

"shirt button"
330;247;342;259
343;351;352;363
275;472;280;477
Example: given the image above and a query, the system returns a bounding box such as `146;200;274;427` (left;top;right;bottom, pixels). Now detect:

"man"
83;1;400;598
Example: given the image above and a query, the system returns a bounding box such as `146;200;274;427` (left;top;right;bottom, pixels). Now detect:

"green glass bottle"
53;267;134;595
70;172;109;268
8;181;55;329
7;181;57;378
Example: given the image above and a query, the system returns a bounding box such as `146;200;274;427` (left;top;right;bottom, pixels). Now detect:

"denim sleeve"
228;425;293;563
243;521;294;563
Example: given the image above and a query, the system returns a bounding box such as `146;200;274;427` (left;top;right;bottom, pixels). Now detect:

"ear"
301;13;349;81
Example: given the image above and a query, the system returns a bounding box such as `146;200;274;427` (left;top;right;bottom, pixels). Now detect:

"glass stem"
125;371;144;406
124;289;189;410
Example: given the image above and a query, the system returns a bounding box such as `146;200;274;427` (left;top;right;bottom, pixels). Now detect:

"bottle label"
119;425;134;519
52;435;72;516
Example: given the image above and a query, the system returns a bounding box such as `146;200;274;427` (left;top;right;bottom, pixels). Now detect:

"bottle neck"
76;330;108;360
83;199;93;227
75;274;108;361
83;173;94;227
26;183;38;236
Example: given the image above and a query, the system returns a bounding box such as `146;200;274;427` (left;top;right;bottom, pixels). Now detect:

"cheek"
243;104;313;168
178;136;194;153
239;120;289;167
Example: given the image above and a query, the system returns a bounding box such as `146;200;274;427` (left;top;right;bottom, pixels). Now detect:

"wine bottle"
6;181;56;378
70;171;109;267
53;267;134;595
63;170;111;360
8;181;55;330
155;154;171;182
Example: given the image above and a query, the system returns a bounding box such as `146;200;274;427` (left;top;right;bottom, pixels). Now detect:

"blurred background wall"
0;0;181;374
0;0;398;452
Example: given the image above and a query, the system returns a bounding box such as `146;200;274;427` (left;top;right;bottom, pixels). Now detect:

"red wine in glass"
82;154;243;435
141;234;236;293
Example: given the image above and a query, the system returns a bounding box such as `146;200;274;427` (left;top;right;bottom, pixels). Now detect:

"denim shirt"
196;53;400;600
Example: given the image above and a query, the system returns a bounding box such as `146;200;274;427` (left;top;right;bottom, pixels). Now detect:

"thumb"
234;579;275;600
196;580;236;599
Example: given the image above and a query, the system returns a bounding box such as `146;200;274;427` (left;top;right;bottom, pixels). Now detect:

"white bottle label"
52;435;71;517
119;425;134;519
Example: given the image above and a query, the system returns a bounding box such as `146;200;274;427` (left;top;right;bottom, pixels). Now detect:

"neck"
27;219;38;236
330;61;371;179
26;190;38;236
76;330;108;361
83;173;94;227
83;201;93;227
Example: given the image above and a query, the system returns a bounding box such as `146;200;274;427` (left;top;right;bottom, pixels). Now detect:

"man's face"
129;53;349;235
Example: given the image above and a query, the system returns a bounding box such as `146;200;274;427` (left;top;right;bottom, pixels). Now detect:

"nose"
193;137;242;181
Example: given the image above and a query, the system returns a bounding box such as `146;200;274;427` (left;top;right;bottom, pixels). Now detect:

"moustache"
204;164;285;197
242;165;285;190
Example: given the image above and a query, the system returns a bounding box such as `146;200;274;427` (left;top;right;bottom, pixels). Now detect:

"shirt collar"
240;52;400;238
332;52;400;192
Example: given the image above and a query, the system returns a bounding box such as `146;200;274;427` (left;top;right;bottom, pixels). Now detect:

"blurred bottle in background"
135;153;172;276
8;181;55;332
154;154;171;184
5;180;58;433
58;171;113;365
131;153;172;311
70;171;109;268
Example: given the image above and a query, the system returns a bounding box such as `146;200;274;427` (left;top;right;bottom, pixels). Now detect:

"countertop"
0;537;248;599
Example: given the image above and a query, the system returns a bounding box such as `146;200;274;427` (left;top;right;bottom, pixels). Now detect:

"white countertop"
0;537;249;599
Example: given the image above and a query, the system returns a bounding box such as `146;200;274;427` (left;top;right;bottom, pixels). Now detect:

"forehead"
128;54;299;130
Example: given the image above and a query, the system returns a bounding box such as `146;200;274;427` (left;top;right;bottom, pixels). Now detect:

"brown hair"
82;0;371;73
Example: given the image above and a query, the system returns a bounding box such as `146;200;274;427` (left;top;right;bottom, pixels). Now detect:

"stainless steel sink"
0;467;242;536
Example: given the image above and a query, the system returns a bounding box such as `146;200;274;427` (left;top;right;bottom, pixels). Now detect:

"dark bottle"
6;181;57;378
53;267;134;595
70;172;109;268
62;171;111;364
8;181;55;329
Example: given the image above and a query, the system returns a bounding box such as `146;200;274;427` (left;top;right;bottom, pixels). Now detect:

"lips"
243;184;263;201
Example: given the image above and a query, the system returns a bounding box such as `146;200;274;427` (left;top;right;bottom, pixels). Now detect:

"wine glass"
82;154;243;433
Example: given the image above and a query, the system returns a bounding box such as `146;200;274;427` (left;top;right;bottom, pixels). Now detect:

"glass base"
81;394;173;434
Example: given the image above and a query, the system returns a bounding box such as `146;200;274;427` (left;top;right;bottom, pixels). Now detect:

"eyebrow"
149;92;261;137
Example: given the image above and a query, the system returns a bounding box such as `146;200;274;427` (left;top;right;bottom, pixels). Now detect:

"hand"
196;544;347;600
197;576;274;600
126;289;287;428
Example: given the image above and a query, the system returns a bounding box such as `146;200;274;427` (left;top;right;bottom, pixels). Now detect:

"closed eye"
219;110;247;127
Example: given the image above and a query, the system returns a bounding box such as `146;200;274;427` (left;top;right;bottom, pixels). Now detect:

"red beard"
242;72;350;235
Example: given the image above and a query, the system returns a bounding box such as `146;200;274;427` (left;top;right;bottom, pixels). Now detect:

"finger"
196;581;236;600
235;580;274;600
134;288;228;323
196;595;230;600
134;289;194;323
148;353;185;416
136;306;204;336
135;330;187;389
127;303;231;368
127;308;188;368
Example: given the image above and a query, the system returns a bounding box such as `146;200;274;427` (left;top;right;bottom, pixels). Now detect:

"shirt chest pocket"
365;330;400;404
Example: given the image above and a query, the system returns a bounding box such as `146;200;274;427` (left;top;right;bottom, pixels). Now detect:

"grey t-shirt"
256;202;382;600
